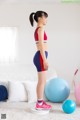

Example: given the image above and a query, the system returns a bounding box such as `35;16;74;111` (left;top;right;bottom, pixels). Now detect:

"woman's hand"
43;59;49;70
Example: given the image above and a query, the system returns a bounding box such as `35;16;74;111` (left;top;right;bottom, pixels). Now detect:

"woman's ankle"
37;99;43;105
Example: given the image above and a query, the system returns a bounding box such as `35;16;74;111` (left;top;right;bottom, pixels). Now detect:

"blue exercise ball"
62;99;76;114
44;77;70;102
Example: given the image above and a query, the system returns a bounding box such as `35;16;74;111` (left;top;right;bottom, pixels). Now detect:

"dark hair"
29;11;48;27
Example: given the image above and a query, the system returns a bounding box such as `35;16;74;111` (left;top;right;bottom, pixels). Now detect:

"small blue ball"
62;99;76;114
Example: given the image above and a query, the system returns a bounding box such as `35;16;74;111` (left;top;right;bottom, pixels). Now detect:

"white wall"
0;2;80;89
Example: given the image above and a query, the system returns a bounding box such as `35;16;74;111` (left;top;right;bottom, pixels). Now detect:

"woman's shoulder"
34;27;44;35
37;27;44;33
36;26;44;30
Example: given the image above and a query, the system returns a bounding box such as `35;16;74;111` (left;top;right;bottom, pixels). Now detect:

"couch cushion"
8;81;28;102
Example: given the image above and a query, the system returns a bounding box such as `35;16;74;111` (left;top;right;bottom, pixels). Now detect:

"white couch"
0;64;57;102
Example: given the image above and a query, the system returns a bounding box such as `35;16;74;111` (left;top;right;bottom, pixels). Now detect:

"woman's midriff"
36;42;48;51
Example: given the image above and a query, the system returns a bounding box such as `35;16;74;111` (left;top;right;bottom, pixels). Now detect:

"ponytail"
29;12;35;27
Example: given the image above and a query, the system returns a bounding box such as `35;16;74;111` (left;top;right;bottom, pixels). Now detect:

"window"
0;27;18;64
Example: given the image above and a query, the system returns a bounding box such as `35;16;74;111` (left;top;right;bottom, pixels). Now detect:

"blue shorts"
33;50;48;72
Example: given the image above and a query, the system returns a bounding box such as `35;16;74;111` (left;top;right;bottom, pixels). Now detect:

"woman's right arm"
38;27;47;61
38;27;48;70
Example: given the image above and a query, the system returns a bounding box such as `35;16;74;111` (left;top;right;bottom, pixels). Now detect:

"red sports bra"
34;27;47;44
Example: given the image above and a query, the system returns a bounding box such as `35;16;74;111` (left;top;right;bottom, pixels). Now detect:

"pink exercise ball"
73;68;80;104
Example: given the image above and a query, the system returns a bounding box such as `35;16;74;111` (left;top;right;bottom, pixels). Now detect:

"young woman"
29;11;52;110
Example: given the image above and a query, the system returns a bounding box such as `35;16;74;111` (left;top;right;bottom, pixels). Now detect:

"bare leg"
36;70;52;109
36;71;47;99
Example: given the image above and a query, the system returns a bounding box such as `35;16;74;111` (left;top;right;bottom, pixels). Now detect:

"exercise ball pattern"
45;77;70;102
